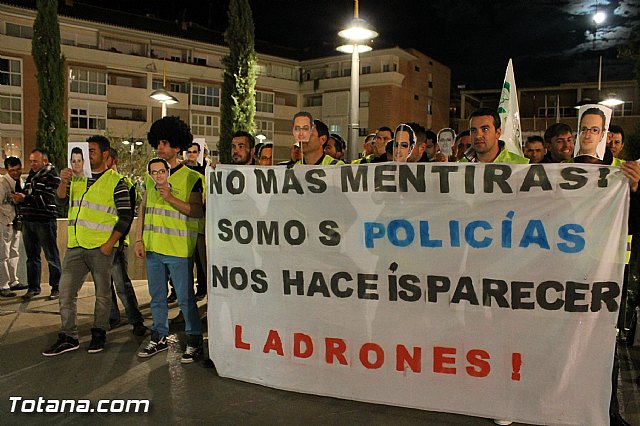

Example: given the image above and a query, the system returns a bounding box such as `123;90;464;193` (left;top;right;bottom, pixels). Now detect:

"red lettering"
234;324;250;350
293;333;314;358
262;329;284;356
433;346;456;374
395;344;422;373
466;349;491;377
359;343;385;369
325;337;348;365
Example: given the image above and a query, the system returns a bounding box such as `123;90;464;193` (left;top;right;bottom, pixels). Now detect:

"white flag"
497;59;524;156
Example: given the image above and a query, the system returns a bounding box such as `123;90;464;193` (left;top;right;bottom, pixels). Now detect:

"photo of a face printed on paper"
68;142;92;178
438;128;456;157
147;158;171;190
184;138;205;167
574;104;612;161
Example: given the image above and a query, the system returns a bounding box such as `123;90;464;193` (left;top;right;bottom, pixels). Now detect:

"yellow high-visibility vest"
68;169;123;249
143;166;200;257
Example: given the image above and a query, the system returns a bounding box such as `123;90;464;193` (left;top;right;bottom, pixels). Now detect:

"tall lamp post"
337;0;378;162
149;60;178;117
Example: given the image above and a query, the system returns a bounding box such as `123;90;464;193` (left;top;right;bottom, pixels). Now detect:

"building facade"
0;3;451;163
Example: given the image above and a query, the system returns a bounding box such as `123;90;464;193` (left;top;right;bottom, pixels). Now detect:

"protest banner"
207;163;629;425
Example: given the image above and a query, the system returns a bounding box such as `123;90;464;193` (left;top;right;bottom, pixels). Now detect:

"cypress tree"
32;0;67;169
219;0;257;164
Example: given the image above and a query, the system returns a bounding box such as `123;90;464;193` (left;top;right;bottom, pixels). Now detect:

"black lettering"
284;220;306;245
431;165;459;193
251;269;268;293
565;281;589;312
226;170;245;195
358;274;379;300
520;165;552;192
254;169;278;194
482;279;509;307
451;276;479;305
374;165;397;192
217;219;233;242
398;164;425;192
234;220;253;244
209;170;223;194
598;167;611;188
484;165;513;193
465;165;475;194
256;221;279;245
282;169;304;194
307;272;331;297
330;272;353;298
398;275;421;301
283;270;304;295
341;165;368;192
306;169;327;193
591;281;619;312
511;281;535;309
318;221;340;246
559;167;588;190
230;267;248;290
427;275;450;302
388;274;398;301
536;281;564;310
211;265;228;288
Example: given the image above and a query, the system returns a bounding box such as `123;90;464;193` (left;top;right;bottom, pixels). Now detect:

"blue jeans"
22;220;61;292
146;251;202;338
110;246;144;325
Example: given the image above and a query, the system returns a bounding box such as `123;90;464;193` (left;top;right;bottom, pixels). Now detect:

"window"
383;63;397;72
107;104;146;121
361;66;371;75
1;134;22;161
152;80;188;94
191;84;220;107
414;65;421;72
193;57;207;66
304;95;322;107
0;58;21;87
342;69;351;77
0;94;22;125
70;107;106;130
359;128;369;137
427;101;433;116
6;23;33;39
414;94;420;101
191;113;219;137
255;120;274;141
69;68;107;96
256;91;274;113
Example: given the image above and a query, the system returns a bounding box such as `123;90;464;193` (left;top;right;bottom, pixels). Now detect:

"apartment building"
0;3;450;163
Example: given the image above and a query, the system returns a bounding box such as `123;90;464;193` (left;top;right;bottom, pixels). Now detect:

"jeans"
0;224;20;290
22;220;61;292
109;246;144;325
146;251;202;338
59;247;114;339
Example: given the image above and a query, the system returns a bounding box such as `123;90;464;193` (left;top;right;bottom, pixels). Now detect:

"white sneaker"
493;420;512;425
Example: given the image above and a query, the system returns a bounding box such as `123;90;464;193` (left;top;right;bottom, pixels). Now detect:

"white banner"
207;163;629;425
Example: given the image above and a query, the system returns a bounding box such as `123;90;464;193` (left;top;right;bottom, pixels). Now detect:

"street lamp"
337;0;378;162
149;59;178;117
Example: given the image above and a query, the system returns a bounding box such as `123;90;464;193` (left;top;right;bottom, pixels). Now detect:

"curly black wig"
147;116;193;150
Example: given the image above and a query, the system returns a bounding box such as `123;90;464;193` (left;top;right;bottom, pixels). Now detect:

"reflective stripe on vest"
143;166;200;257
627;235;633;265
68;169;123;249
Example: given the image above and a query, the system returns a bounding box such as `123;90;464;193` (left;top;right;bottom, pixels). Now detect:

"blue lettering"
420;221;443;247
388;219;414;247
364;222;385;248
465;221;492;248
557;224;585;253
519;220;550;250
449;220;460;247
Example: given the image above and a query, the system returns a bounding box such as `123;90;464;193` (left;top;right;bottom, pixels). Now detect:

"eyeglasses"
394;142;410;149
187;150;199;154
260;156;272;160
580;127;602;135
150;169;167;176
293;126;311;133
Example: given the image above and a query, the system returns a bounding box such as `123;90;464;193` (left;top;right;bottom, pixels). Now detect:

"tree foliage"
219;0;257;163
32;0;67;170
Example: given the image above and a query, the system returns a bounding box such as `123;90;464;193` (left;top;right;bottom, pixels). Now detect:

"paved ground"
1;281;639;425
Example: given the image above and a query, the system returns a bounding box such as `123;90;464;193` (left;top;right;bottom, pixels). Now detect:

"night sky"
10;0;640;89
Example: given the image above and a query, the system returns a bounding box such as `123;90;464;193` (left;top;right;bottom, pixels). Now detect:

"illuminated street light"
149;59;178;117
337;0;378;162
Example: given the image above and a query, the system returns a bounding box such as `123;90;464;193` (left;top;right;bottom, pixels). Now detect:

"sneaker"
10;282;28;291
42;333;79;357
138;336;168;358
195;289;207;301
181;344;202;364
22;290;40;301
0;288;16;297
48;290;59;300
493;421;512;425
167;289;177;303
87;328;106;353
132;323;148;337
181;334;203;364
